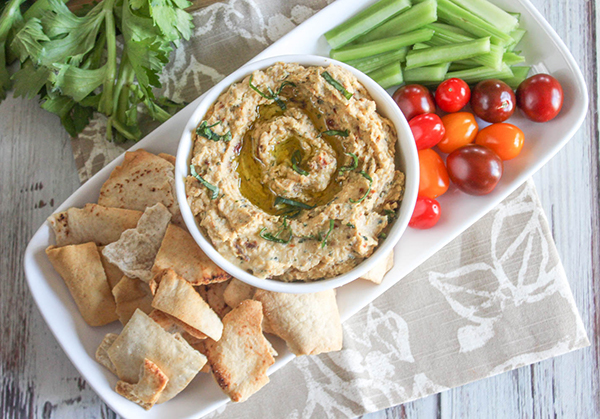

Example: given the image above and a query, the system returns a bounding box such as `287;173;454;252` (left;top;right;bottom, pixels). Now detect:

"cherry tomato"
409;196;441;229
516;74;564;122
435;78;471;113
418;148;450;199
475;123;524;160
409;113;446;150
470;79;516;123
447;145;503;195
392;84;436;121
438;112;479;154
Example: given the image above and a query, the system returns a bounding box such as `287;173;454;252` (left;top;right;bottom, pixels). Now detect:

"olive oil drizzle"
234;96;349;216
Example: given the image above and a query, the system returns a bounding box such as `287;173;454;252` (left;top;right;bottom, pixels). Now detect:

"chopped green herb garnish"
349;171;373;203
379;232;387;239
259;219;292;244
274;196;315;210
248;75;295;110
190;165;219;200
196;120;232;142
346;223;355;229
320;219;335;249
339;152;358;175
322;129;349;137
321;71;353;99
385;209;396;222
291;150;308;176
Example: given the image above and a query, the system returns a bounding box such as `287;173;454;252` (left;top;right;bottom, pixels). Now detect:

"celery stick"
508;12;521;20
445;63;514;84
449;0;519;33
367;61;403;88
427;22;472;37
448;62;476;71
502;52;525;65
404;62;450;83
427;30;504;70
412;43;430;50
437;0;514;46
357;0;438;43
405;37;490;69
501;66;530;89
330;28;434;62
508;28;526;51
324;0;411;49
344;48;408;73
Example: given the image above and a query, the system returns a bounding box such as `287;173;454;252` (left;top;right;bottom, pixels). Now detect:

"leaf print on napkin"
428;182;575;354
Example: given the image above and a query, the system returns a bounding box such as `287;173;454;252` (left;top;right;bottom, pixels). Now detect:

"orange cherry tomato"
475;123;525;160
437;112;479;154
418;148;450;199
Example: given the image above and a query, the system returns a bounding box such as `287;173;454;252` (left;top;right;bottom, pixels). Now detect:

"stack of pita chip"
44;149;396;410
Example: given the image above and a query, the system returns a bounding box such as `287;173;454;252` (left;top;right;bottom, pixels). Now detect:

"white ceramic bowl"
175;54;418;293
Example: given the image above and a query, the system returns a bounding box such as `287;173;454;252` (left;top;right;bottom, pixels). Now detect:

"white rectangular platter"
23;0;587;418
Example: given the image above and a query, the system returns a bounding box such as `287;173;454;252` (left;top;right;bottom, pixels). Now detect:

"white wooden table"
0;0;597;417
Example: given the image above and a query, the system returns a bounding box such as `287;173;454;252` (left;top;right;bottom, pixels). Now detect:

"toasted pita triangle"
48;204;142;247
254;289;342;356
360;249;394;284
152;224;230;285
112;276;154;325
223;279;255;309
98;149;182;225
152;270;223;341
205;300;274;402
102;203;171;282
115;358;169;410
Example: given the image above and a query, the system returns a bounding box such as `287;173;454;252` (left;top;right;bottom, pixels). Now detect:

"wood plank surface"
0;0;597;418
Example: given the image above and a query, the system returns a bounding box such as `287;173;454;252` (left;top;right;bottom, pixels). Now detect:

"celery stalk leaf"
49;64;106;102
11;59;50;98
10;18;49;63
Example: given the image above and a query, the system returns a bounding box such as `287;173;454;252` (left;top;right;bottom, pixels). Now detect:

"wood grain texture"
0;1;597;418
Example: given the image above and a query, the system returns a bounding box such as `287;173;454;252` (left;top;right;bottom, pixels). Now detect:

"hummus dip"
186;62;404;281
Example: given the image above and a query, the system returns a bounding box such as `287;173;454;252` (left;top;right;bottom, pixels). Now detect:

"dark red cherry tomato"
516;74;564;122
409;113;446;150
409;196;441;229
435;78;471;113
470;79;516;123
446;144;503;195
392;84;436;121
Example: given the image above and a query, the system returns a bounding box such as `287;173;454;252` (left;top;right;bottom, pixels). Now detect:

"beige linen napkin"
67;1;589;417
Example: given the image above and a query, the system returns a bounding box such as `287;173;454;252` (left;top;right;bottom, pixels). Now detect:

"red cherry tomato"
471;79;516;123
409;113;446;150
392;84;436;121
409;196;441;229
516;74;564;122
418;148;450;199
475;123;525;160
435;78;471;113
438;112;479;154
447;145;503;195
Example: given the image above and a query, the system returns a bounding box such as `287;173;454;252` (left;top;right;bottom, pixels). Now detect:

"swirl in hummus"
185;62;405;281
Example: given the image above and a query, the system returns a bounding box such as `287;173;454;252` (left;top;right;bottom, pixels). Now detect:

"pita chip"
102;203;171;282
46;243;118;326
115;359;169;410
148;310;206;345
96;333;119;374
205;300;274;403
48;204;142;247
152;270;223;341
158;153;176;166
112;276;154;325
99;247;124;290
98;149;182;225
107;309;206;403
254;289;342;356
223;279;255;309
197;281;231;319
360;249;394;284
152;224;230;285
